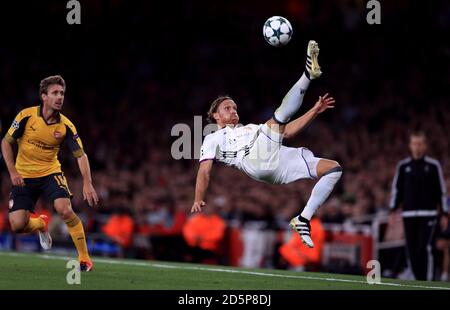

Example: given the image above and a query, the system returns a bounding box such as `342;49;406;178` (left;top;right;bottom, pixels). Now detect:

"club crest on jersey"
54;131;62;139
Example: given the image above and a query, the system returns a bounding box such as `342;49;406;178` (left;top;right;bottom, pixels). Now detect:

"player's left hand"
314;93;335;114
83;182;99;207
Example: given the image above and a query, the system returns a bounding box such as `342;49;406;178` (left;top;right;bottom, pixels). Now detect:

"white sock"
300;170;342;220
273;73;310;124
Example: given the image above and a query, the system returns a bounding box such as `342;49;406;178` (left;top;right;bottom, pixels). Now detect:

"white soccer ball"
263;16;293;47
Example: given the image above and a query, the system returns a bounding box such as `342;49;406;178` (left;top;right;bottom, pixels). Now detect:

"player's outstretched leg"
272;40;322;125
290;159;342;248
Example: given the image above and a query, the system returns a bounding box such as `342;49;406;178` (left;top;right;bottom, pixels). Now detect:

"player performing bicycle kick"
191;41;342;248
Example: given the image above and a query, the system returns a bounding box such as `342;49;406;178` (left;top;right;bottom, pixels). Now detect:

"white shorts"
240;124;321;185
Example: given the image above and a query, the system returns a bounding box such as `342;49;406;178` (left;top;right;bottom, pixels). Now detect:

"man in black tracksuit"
389;130;448;281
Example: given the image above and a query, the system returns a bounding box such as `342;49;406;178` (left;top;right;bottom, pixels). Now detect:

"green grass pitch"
1;251;449;290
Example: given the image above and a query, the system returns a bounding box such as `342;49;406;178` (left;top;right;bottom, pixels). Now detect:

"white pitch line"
2;251;450;290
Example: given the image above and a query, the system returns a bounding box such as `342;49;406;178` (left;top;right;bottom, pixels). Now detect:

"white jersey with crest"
199;124;261;169
199;123;322;184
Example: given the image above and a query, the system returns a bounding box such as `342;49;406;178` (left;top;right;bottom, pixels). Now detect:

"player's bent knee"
323;164;343;175
54;203;75;220
9;217;28;233
333;161;342;171
58;208;75;221
9;210;30;233
317;159;343;178
54;198;75;220
328;160;341;169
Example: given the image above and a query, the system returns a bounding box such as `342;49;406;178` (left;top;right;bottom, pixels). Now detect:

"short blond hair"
207;95;232;123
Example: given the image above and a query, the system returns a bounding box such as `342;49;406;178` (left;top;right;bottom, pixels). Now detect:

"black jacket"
389;156;447;215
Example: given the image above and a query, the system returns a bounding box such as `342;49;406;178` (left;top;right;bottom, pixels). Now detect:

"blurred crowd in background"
0;0;449;277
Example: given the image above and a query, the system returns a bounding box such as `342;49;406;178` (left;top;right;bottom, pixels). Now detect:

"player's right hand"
191;201;206;213
10;171;25;187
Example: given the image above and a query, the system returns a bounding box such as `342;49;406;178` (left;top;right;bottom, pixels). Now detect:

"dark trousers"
403;216;437;281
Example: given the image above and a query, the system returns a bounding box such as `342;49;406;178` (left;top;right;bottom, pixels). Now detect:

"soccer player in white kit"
191;41;342;248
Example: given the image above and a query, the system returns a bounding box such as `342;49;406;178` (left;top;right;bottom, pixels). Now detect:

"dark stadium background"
0;0;449;278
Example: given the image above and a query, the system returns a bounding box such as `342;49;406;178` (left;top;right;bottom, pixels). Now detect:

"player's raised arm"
191;159;214;213
284;93;335;139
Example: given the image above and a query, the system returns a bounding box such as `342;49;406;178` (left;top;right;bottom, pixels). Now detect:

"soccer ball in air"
263;16;293;47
